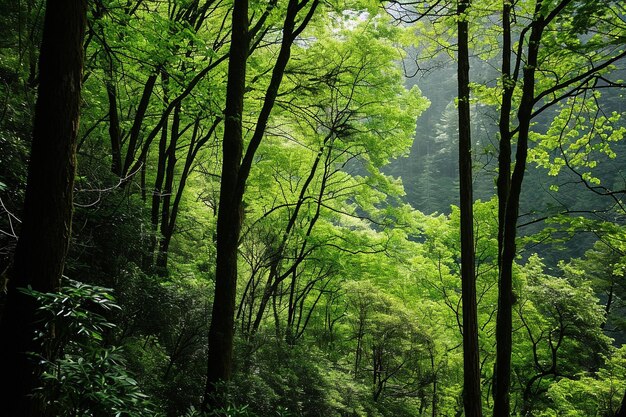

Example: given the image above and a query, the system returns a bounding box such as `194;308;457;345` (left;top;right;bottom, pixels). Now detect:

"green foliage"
119;271;210;416
0;0;38;264
2;0;625;416
529;95;625;190
573;237;626;344
227;342;336;416
23;279;159;417
544;346;626;417
513;254;613;413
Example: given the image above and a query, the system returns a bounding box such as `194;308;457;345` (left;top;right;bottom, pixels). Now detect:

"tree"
203;0;321;410
233;15;426;343
456;0;482;416
516;255;609;414
490;1;626;414
617;391;626;417
202;0;249;409
84;0;231;274
0;0;87;415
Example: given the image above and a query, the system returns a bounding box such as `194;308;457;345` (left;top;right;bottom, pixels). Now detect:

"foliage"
543;346;626;417
23;279;159;416
0;0;625;416
514;255;611;413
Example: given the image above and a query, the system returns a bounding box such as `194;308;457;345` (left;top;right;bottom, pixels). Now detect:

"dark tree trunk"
430;348;438;417
202;0;249;410
601;282;614;330
496;0;513;269
0;1;87;415
493;3;513;415
494;3;545;416
106;79;123;176
457;1;482;416
122;73;158;176
155;102;181;274
616;389;626;417
145;71;170;269
202;0;319;411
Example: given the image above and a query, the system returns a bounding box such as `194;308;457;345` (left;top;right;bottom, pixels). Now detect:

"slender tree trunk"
493;4;513;415
202;0;249;410
457;1;482;416
202;0;319;410
122;73;158;176
496;0;513;268
25;0;39;89
0;1;87;415
145;71;170;269
106;79;123;176
430;348;438;417
601;282;614;330
494;4;544;415
616;389;626;417
156;103;181;274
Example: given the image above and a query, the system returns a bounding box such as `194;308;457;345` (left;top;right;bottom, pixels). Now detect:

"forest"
0;0;625;416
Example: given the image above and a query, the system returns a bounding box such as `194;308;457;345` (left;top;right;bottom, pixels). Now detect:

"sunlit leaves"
529;95;625;186
544;346;626;416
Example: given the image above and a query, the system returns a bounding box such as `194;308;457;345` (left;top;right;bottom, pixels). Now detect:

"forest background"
0;0;625;416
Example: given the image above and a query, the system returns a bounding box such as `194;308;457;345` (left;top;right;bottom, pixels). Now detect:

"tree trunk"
0;0;87;415
145;71;170;270
201;0;249;410
106;79;123;176
494;4;544;416
457;1;482;416
202;0;319;410
601;282;614;330
492;2;516;413
122;73;158;176
155;102;181;274
615;389;626;417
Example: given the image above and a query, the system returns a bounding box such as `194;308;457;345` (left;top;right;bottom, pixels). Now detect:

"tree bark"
202;0;249;410
457;1;482;416
0;0;87;415
494;3;545;416
106;79;123;176
202;0;319;410
493;3;513;415
122;73;158;176
615;389;626;417
155;102;182;273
